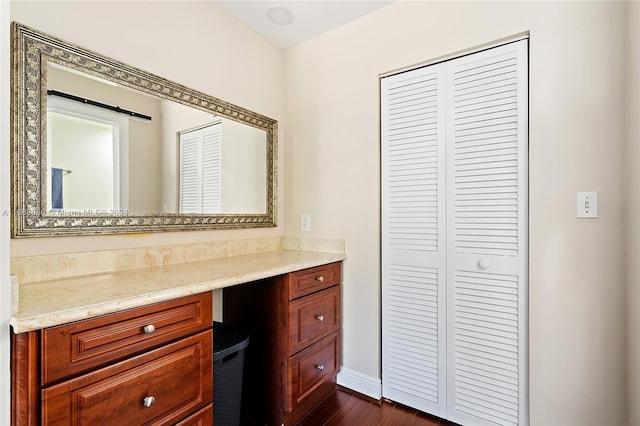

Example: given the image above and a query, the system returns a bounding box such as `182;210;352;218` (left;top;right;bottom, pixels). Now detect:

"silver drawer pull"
316;315;324;322
143;324;156;334
316;364;324;372
316;276;324;282
143;396;155;407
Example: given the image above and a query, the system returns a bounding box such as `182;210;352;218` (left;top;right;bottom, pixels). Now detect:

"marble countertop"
10;250;346;333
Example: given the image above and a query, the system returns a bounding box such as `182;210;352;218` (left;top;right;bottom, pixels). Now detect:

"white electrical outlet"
301;213;311;232
577;191;598;218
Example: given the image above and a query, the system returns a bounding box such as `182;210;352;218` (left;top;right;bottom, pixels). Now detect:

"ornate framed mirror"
11;22;277;237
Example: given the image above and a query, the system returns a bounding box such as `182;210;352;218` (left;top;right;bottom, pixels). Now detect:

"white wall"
0;1;11;424
285;2;628;424
627;1;640;425
10;0;285;256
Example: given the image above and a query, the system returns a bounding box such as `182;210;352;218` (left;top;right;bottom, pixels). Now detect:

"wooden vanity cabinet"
224;261;342;425
11;293;213;426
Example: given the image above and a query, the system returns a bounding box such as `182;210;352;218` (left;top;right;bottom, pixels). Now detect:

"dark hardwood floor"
240;386;457;426
295;387;456;426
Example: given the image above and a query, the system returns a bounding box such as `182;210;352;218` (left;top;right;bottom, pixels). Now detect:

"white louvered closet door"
381;65;447;418
445;40;528;426
382;39;528;426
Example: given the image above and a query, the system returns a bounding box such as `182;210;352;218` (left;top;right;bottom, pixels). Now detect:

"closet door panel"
201;124;222;213
445;40;528;426
449;269;521;425
381;65;447;417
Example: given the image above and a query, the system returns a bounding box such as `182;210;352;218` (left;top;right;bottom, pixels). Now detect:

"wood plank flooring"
295;387;457;426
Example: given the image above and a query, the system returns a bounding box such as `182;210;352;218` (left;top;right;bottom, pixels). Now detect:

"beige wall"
159;101;267;214
627;1;640;425
10;0;285;256
285;1;628;424
220;119;267;214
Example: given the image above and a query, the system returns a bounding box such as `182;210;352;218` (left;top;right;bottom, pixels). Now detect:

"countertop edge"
10;251;346;333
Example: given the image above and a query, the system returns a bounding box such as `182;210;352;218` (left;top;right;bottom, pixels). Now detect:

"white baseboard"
337;367;382;400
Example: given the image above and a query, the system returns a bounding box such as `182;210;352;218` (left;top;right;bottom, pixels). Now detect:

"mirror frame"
11;22;277;237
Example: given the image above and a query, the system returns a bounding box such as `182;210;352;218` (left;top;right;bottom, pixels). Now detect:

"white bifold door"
382;40;528;426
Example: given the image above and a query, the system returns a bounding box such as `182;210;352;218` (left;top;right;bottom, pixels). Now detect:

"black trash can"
213;321;250;426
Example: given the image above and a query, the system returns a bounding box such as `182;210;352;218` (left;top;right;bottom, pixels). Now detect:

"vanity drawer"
287;262;341;300
41;293;212;384
41;330;213;426
288;285;340;355
174;404;213;425
287;331;340;412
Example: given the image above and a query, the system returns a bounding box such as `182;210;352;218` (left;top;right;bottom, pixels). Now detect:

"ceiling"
214;1;394;49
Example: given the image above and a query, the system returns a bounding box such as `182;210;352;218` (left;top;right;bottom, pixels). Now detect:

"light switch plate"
577;191;598;218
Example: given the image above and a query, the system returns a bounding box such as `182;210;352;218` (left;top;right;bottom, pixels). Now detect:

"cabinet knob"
478;259;490;270
316;276;324;282
317;364;324;372
143;324;156;334
316;315;324;322
143;396;155;408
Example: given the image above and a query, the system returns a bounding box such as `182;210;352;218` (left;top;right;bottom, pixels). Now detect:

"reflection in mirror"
46;63;267;215
47;107;121;212
12;22;276;237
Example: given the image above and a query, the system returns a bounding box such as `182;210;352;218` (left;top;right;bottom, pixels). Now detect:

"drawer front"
42;293;212;385
287;331;340;412
42;330;213;426
174;403;213;426
288;285;340;355
288;262;341;300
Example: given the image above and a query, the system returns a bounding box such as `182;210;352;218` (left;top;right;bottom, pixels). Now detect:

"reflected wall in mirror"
12;22;277;237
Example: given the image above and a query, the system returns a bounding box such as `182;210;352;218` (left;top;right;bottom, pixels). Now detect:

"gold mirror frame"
11;23;277;237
